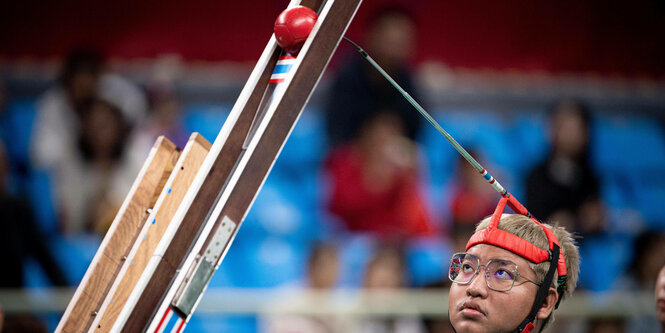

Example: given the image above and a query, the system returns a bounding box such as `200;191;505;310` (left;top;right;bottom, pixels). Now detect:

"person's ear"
536;287;558;319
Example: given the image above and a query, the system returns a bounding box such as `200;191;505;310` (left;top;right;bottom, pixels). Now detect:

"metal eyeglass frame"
449;252;542;292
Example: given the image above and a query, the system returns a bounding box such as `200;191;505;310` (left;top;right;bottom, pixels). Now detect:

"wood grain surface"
91;133;211;332
56;137;178;333
122;0;363;330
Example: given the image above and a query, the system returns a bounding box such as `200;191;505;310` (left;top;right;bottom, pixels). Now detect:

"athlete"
448;210;580;333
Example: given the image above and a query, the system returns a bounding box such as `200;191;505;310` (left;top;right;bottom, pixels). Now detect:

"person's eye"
462;263;474;273
494;269;514;280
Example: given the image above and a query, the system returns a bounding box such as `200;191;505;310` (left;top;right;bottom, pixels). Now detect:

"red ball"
274;6;318;55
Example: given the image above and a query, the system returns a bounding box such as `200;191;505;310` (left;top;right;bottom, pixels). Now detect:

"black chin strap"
511;244;560;333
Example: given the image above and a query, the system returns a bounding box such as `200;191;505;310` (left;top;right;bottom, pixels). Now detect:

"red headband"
466;194;567;278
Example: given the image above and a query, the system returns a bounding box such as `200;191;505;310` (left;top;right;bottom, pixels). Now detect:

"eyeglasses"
449;252;541;291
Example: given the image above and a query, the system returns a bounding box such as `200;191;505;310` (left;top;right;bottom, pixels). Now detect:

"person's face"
365;255;403;290
309;250;339;290
656;266;665;324
552;107;588;158
84;103;122;155
69;71;98;104
448;244;541;333
368;14;415;67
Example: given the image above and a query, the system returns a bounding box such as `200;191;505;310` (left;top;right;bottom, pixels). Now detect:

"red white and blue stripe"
479;168;508;196
154;307;185;333
269;55;296;83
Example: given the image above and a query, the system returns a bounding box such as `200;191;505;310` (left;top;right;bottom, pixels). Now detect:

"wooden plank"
118;32;281;333
178;0;361;308
91;133;211;332
130;0;361;330
56;136;178;333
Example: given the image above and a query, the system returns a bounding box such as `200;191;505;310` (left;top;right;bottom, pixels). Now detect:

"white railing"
0;288;657;319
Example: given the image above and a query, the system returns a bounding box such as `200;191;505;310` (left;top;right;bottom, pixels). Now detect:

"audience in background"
586;318;625;333
325;112;434;239
54;98;142;234
354;244;425;333
325;5;421;147
656;265;665;332
448;152;496;252
31;48;146;171
31;49;147;234
625;232;665;291
128;56;189;157
611;231;665;332
0;313;48;333
307;242;340;290
0;41;661;332
0;139;67;288
526;99;604;235
363;245;407;290
266;242;345;333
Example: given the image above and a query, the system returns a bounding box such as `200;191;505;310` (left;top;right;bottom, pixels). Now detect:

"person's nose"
466;266;489;298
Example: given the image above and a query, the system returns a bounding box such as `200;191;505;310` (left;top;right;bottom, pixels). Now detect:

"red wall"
1;0;663;77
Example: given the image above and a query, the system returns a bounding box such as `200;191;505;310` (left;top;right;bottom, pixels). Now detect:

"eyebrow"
490;259;515;265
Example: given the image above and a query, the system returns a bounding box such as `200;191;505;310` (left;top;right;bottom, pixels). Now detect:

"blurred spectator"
266;242;345;333
448;152;496;252
617;231;665;332
133;85;188;147
54;98;142;234
307;241;340;290
325;112;435;239
127;56;188;156
626;232;665;291
325;5;422;146
354;244;425;333
0;139;67;287
526;99;604;235
656;265;665;332
31;48;147;171
363;245;406;290
587;318;625;333
0;313;47;333
449;153;496;227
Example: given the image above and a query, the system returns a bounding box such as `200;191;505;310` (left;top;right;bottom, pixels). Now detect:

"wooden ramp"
56;134;210;333
56;0;361;330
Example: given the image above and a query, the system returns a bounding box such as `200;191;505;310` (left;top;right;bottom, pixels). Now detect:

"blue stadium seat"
52;234;102;285
509;112;549;172
592;114;665;226
418;110;516;189
406;237;451;287
24;234;101;287
243;176;323;242
220;233;307;288
592;114;665;174
578;233;633;292
337;234;377;288
182;103;231;141
1;98;37;167
186;314;257;333
22;258;54;288
27;170;59;235
275;108;328;174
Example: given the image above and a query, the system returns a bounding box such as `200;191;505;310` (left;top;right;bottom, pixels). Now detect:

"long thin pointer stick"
342;37;508;197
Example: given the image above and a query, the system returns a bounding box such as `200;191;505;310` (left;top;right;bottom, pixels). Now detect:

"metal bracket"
171;216;237;317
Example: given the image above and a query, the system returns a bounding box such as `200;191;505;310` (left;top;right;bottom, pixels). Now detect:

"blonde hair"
475;214;580;328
